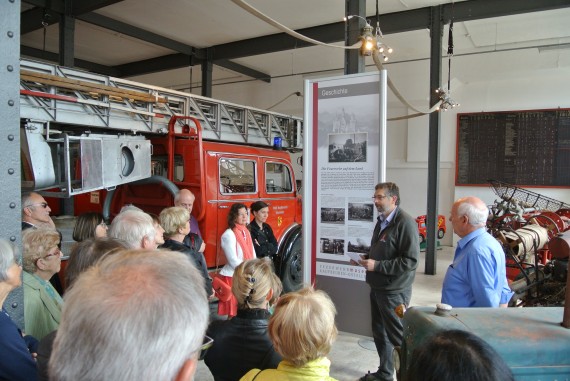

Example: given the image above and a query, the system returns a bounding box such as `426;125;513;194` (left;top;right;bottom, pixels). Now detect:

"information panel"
456;109;570;186
303;71;386;336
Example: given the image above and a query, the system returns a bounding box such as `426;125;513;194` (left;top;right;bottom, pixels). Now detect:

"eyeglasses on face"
43;247;62;260
372;195;389;200
198;335;214;360
25;202;49;209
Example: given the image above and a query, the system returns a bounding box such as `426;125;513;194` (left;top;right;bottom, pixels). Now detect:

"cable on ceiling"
230;0;361;50
231;0;445;121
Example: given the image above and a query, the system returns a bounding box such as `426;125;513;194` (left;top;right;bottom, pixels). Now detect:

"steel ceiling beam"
21;7;61;35
77;12;199;57
215;60;271;82
20;45;121;76
214;0;570;60
20;0;125;34
78;12;270;82
21;1;271;82
21;0;570;78
22;0;122;14
106;0;570;75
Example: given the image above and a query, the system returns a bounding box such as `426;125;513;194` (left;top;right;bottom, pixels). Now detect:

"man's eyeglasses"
198;335;214;360
25;202;49;209
372;195;389;200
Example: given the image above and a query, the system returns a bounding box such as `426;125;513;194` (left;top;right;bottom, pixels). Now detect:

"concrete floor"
194;246;454;381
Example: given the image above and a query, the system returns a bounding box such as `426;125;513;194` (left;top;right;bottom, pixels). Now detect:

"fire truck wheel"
280;227;303;293
437;228;445;239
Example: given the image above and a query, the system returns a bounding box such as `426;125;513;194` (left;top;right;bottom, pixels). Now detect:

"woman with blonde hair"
205;258;282;381
160;206;212;297
218;203;255;317
22;228;63;340
241;286;339;381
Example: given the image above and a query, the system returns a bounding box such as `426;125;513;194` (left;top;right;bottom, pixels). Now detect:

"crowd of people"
1;185;515;381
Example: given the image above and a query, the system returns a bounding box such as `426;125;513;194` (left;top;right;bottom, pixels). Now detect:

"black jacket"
248;222;278;259
205;309;281;381
161;239;212;297
366;208;419;292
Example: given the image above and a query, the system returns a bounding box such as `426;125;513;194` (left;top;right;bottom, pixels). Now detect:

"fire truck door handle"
219;205;229;209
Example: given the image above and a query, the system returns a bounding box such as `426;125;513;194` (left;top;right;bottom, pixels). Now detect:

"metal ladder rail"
20;58;304;148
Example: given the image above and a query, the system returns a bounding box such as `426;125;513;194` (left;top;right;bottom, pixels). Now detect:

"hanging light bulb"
359;23;375;56
346;14;393;59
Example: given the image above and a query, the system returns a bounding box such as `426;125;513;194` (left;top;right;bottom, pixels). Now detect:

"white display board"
303;71;387;335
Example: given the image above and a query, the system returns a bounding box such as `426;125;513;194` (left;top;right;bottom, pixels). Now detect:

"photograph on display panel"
328;132;367;163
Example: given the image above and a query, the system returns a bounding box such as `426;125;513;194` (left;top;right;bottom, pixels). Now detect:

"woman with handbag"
217;203;255;318
205;258;282;381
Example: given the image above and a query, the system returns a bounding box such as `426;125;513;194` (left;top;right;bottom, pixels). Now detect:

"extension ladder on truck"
19;59;303;197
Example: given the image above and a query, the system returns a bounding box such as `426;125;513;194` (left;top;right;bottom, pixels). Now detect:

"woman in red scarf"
218;203;255;317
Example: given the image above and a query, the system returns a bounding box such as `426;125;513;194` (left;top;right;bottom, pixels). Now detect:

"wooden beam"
21;69;167;103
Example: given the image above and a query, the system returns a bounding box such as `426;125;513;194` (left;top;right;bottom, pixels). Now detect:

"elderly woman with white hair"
0;239;39;381
22;228;63;340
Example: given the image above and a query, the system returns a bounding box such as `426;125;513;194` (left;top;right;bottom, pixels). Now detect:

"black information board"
456;109;570;186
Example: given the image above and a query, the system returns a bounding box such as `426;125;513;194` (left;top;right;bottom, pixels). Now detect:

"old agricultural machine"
486;180;569;307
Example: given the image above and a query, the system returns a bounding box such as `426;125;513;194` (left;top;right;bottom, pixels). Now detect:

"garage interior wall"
150;45;569;246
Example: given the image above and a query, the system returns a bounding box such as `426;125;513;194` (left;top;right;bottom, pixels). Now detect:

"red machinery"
416;214;446;244
487;180;570;306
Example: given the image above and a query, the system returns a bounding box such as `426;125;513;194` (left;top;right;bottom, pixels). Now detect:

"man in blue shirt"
441;196;513;307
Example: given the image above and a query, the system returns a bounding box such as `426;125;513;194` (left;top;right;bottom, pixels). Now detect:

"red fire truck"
20;59;304;291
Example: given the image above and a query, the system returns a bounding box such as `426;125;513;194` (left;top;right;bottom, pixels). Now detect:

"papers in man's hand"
346;252;364;265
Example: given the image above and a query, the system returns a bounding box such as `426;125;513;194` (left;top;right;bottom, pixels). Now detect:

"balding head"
174;189;196;214
450;197;489;238
50;249;208;381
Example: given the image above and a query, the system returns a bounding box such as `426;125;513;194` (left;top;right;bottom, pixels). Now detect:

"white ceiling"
20;1;570;99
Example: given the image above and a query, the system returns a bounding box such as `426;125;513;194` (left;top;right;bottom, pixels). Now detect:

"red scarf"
233;224;254;261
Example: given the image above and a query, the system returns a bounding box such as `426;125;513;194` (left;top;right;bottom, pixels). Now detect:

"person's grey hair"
21;192;35;208
375;182;401;206
457;201;489;226
108;210;155;249
119;204;143;213
49;249;208;381
0;239;18;282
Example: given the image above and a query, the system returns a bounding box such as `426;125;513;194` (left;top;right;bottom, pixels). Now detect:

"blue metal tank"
397;306;570;380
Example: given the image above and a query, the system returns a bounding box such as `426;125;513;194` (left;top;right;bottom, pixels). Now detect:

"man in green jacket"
358;182;419;381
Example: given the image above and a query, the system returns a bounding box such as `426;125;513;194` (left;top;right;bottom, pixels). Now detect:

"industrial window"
265;162;292;193
219;158;256;194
